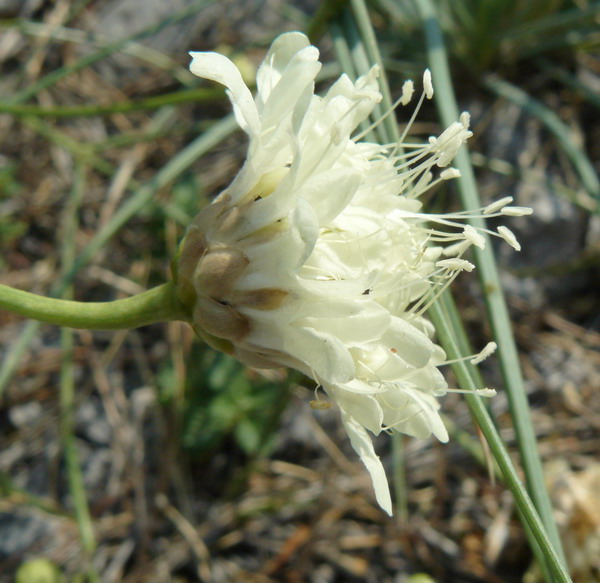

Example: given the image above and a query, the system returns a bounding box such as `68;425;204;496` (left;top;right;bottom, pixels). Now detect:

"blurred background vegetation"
1;0;599;581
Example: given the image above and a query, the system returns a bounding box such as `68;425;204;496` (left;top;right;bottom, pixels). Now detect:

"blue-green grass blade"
429;293;571;583
416;0;568;576
483;74;600;211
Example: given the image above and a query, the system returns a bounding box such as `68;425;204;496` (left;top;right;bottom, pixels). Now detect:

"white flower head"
177;32;525;515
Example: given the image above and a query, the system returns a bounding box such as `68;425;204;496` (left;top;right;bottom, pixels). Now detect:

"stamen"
484;196;513;215
442;342;497;368
410;262;465;316
404;168;463;201
471;341;497;365
463;225;486;249
435;258;475;272
423;69;434;99
442;239;472;257
429;121;473;167
390;206;527;254
400;79;414;106
497;226;521;251
352;91;411;142
501;206;534;217
440;168;461;180
444;387;497;397
393;72;438;155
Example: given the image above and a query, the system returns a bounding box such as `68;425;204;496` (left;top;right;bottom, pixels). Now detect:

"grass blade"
7;0;217;105
59;163;99;581
0;88;222;118
416;0;568;576
483;73;600;211
428;293;571;583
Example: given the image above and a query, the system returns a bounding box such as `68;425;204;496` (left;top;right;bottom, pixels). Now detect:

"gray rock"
76;398;111;446
0;511;49;558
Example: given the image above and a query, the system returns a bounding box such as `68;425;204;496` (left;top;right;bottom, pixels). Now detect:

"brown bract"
174;197;289;346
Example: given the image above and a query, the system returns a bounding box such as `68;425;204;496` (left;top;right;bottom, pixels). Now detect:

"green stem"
61;326;99;581
415;0;567;573
58;163;99;581
0;281;187;330
429;295;571;583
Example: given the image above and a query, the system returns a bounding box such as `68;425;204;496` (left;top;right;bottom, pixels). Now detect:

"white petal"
284;326;355;384
407;365;448;395
298;302;391;345
382;317;435;368
292;197;320;266
256;32;313;102
339;378;388;395
189;52;259;136
382;389;448;442
409;392;449;442
340;410;392;515
291;289;373;318
260;48;321;131
332;390;383;434
296;170;361;225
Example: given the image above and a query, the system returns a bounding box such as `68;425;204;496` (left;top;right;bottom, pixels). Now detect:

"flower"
176;32;529;515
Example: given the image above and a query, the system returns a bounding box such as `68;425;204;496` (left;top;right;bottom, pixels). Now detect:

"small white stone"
9;401;43;428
